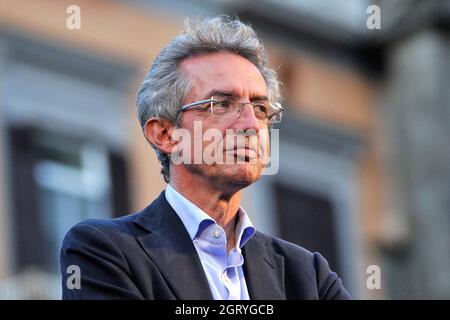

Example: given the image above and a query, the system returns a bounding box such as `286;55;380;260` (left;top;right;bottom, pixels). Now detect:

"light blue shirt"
165;184;256;300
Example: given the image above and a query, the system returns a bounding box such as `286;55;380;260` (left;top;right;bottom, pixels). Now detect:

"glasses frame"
178;96;283;123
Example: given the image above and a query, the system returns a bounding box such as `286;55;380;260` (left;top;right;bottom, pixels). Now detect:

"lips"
225;143;258;153
227;147;259;159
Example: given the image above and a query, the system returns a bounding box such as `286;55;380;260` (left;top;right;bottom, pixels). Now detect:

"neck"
170;171;244;252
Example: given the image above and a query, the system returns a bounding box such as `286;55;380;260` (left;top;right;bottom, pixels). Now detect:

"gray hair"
136;15;282;183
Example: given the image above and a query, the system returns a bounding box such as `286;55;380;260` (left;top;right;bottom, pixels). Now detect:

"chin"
222;163;262;187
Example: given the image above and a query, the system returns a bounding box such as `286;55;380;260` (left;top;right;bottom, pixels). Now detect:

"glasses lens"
211;98;232;115
251;102;269;121
211;97;283;123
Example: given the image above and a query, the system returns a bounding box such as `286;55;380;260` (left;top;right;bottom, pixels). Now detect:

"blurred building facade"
0;0;448;299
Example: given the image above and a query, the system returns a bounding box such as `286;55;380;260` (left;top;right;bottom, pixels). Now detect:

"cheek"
259;131;270;159
174;119;229;165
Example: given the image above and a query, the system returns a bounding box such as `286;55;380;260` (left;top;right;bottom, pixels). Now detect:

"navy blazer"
60;191;350;300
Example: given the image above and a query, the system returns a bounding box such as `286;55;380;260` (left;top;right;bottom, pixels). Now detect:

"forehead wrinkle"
179;52;267;101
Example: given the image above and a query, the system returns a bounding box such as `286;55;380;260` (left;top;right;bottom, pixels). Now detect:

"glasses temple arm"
179;98;214;111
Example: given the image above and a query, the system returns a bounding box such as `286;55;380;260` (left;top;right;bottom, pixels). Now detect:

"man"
60;16;350;300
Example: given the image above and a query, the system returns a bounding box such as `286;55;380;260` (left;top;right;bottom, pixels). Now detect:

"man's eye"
253;103;268;115
213;100;231;114
214;100;230;107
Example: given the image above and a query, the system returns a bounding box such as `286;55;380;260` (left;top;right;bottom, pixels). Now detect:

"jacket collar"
134;191;285;300
134;191;213;300
242;233;286;299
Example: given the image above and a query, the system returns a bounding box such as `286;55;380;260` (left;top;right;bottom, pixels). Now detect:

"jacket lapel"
243;233;286;299
134;192;213;300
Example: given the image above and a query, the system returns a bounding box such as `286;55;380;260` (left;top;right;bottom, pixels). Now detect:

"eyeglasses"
179;96;283;124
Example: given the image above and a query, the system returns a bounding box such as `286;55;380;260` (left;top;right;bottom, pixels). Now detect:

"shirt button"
213;229;220;238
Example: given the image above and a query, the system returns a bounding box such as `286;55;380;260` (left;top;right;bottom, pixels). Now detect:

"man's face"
175;52;270;189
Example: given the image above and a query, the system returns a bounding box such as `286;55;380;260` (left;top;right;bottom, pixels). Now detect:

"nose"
234;103;260;133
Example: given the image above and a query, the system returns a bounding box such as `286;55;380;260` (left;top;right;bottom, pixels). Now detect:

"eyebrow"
204;89;269;101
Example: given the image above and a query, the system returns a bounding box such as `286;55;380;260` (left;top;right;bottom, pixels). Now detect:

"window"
9;127;129;273
274;182;341;275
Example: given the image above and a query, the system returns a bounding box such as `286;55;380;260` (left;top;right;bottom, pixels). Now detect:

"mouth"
226;147;259;162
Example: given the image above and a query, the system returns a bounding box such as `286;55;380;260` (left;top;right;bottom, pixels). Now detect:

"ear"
143;117;177;155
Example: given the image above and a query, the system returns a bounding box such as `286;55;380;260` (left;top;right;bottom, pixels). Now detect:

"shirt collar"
165;184;255;247
234;207;256;248
165;184;214;240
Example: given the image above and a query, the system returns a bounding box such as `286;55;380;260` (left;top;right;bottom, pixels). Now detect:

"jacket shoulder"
68;213;139;236
60;213;147;299
253;231;351;300
254;231;315;261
